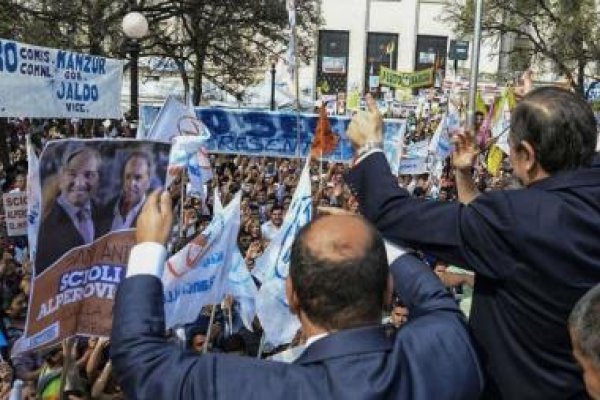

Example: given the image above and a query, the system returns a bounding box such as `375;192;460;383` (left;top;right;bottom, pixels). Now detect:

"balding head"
289;215;388;331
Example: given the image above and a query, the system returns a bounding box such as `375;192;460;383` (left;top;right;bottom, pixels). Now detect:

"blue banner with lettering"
0;39;123;118
139;106;406;163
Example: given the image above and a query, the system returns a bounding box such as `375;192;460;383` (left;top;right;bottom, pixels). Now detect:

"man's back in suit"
344;88;600;399
111;206;483;399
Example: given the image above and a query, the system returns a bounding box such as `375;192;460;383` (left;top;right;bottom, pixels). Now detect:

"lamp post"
270;59;277;111
122;11;148;126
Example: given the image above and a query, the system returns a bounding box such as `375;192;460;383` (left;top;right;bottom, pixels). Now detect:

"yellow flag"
476;91;487;115
487;145;504;176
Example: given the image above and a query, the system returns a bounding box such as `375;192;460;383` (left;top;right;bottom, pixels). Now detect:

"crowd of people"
0;113;485;399
0;84;597;399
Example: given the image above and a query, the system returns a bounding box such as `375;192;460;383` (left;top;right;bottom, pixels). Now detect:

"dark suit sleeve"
347;152;518;279
111;276;320;400
111;276;216;399
390;253;459;318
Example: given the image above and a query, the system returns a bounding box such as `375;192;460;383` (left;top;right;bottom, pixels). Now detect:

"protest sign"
162;192;241;329
3;192;27;236
399;157;429;175
0;39;123;118
23;231;134;352
379;67;434;89
22;139;170;352
139;106;407;163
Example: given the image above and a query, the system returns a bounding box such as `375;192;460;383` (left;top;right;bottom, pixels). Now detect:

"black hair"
510;87;597;173
289;216;388;330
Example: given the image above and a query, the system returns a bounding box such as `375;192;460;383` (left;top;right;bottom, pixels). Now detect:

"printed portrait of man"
35;146;112;274
108;151;154;231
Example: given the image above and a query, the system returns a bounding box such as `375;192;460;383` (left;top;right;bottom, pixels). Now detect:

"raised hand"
347;94;384;150
136;190;174;245
452;131;479;172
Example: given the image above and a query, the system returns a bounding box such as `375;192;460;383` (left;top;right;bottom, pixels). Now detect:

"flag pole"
467;0;484;131
256;333;266;359
202;304;218;354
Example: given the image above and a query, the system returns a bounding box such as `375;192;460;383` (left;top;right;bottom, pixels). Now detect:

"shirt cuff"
126;242;167;278
352;149;384;167
384;241;408;265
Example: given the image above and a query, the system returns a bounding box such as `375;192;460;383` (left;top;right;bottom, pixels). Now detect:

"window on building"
415;35;448;71
316;30;350;100
364;32;399;94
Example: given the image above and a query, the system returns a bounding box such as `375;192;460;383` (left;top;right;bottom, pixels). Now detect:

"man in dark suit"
111;191;483;399
345;88;600;399
35;147;111;274
106;151;153;231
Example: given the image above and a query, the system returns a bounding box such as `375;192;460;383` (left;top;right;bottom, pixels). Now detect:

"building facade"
302;0;501;99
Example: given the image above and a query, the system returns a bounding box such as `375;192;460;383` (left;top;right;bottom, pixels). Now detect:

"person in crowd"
110;191;483;399
108;151;154;230
9;173;26;193
36;147;111;273
36;345;63;400
569;283;600;400
345;90;600;399
260;205;283;241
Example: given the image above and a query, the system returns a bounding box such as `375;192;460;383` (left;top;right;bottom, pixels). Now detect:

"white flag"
213;189;259;331
166;135;211;194
255;159;312;346
286;0;297;84
143;95;210;142
26;137;41;263
162;192;241;329
492;96;512;155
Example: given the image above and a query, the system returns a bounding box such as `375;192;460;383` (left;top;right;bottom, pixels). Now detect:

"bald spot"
304;215;372;263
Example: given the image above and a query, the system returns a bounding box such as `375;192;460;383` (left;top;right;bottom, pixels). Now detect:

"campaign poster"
22;139;170;352
3;192;27;236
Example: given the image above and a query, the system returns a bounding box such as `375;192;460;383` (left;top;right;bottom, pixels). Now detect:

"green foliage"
0;0;321;104
443;0;600;92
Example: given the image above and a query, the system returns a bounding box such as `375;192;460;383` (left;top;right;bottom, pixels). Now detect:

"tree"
1;0;131;57
443;0;600;94
145;0;320;105
1;0;320;105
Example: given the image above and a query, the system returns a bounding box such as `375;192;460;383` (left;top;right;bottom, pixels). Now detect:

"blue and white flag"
26;137;41;263
166;135;212;198
429;113;454;160
142;95;210;142
213;189;258;331
162;192;241;329
254;159;312;346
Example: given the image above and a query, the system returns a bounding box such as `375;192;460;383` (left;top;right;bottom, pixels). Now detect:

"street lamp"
270;58;277;111
122;11;148;126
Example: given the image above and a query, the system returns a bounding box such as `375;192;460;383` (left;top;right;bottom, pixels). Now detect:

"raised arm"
387;249;460;319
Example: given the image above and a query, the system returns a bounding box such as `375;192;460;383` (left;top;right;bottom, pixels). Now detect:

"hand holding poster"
23;139;170;353
0;39;123;118
3;192;27;236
